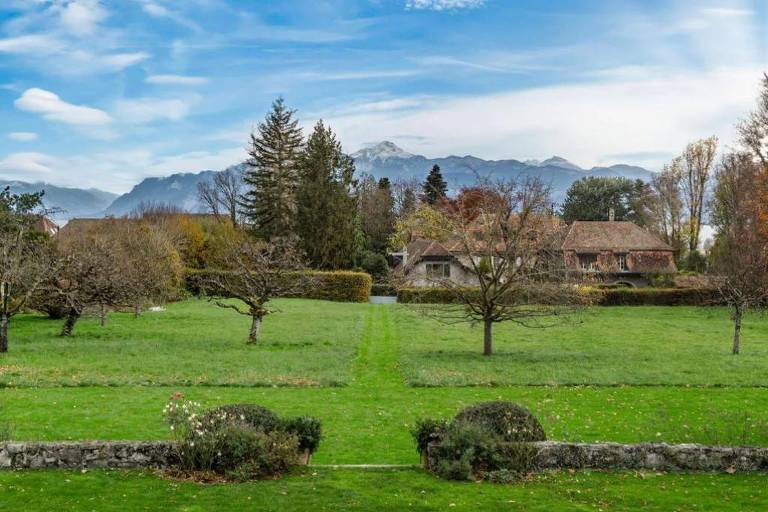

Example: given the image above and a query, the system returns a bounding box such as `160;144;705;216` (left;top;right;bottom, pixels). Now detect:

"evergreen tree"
296;121;358;269
358;174;395;254
560;176;653;225
241;98;304;239
422;164;448;205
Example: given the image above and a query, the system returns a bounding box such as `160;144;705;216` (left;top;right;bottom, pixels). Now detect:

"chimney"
608;207;615;222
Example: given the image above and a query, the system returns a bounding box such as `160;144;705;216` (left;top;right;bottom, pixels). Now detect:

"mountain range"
0;142;655;221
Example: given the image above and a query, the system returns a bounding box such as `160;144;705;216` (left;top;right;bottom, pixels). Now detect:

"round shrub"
280;416;322;454
454;401;545;442
201;403;280;432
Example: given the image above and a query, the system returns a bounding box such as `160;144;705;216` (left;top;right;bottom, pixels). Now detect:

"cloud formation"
15;88;112;126
406;0;485;11
8;131;38;142
145;74;209;85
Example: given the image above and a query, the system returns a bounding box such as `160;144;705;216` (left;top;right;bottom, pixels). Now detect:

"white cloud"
406;0;485;11
0;34;63;55
8;132;38;142
296;69;419;81
58;0;108;36
15;88;112;126
115;96;197;124
322;67;761;170
0;152;55;176
145;74;209;85
702;7;753;18
97;52;150;71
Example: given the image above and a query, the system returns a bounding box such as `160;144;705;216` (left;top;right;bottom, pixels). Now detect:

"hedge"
398;286;722;306
185;269;372;303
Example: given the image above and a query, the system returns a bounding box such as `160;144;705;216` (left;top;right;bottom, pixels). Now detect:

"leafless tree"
197;167;244;226
710;154;768;355
408;179;587;356
203;234;309;344
678;136;718;255
0;229;55;352
738;73;768;167
392;177;421;217
651;162;686;255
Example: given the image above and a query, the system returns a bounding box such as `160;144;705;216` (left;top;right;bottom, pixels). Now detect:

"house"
561;220;676;287
392;238;480;287
394;218;676;288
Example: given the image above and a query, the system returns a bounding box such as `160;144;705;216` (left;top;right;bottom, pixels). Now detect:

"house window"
579;254;598;272
426;262;451;278
617;254;628;272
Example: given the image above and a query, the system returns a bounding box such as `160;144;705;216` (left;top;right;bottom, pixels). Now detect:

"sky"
0;0;766;193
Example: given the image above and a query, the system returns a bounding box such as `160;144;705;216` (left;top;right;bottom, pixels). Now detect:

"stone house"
391;238;480;287
561;220;677;287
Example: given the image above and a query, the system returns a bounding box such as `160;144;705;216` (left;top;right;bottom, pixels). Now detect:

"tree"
197;166;244;226
203;234;308;344
241;98;304;239
0;188;54;352
738;73;768;240
709;152;768;354
358;175;395;254
296;121;359;269
678;136;718;258
389;203;452;250
651;163;686;256
415;179;585;356
560;177;653;225
422;164;448;205
392;177;420;218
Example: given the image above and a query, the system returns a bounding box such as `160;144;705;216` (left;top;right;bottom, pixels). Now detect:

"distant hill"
3;144;655;220
0;180;117;221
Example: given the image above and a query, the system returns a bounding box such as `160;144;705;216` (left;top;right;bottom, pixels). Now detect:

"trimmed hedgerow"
414;401;545;482
398;286;721;306
185;269;372;303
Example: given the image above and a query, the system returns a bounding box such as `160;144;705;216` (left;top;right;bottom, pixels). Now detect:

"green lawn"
2;299;768;510
2;468;766;511
395;305;768;386
0;299;366;387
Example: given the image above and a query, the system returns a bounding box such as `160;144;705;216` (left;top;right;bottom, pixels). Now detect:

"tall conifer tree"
241;98;304;239
422;164;448;205
296;121;358;269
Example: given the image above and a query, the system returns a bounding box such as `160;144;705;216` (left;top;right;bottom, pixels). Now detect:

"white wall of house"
404;260;480;287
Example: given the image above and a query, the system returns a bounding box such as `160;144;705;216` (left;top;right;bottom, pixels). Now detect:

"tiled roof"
562;221;673;252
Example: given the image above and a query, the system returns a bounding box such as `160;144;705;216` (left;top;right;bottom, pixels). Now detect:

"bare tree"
651;162;686;255
392;177;421;218
679;136;718;256
409;179;586;356
710;153;768;355
738;73;768;167
203;234;309;344
198;167;244;226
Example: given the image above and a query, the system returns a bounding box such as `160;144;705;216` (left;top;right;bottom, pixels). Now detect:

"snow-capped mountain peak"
539;156;583;171
351;141;414;161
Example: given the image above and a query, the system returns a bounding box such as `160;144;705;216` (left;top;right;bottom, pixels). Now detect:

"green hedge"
185;269;371;303
397;286;721;306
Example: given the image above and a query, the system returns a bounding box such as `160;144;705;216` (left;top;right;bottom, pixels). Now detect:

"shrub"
281;416;322;455
397;287;472;304
411;418;449;454
186;269;372;303
454;401;546;443
360;251;390;281
415;401;544;482
162;394;320;480
371;283;397;296
0;405;12;442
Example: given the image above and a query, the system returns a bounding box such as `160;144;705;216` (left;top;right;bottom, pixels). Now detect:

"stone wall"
0;441;174;469
426;441;768;473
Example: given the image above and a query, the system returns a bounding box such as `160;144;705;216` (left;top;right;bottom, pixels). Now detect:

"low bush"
399;286;721;306
186;269;372;303
414;401;544;482
163;393;322;480
359;251;390;282
371;283;397;296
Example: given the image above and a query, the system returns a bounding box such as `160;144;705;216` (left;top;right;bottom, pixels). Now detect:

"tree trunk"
732;306;742;355
483;318;493;356
60;310;80;337
0;314;9;353
134;303;141;318
248;315;262;344
99;303;107;327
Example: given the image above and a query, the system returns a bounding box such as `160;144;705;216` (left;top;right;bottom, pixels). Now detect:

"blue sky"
0;0;766;192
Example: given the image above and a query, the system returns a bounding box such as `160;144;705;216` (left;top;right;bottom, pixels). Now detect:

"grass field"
1;299;768;510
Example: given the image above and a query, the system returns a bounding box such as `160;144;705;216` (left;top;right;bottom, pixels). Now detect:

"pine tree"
422;164;448;205
296;121;358;269
359;175;395;254
241;98;304;239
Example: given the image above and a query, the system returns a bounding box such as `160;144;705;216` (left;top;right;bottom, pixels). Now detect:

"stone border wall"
426;441;768;473
3;440;768;471
0;441;174;469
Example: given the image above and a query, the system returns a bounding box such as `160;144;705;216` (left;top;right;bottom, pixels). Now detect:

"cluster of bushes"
185;269;372;303
398;286;721;306
163;394;322;481
412;401;545;482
